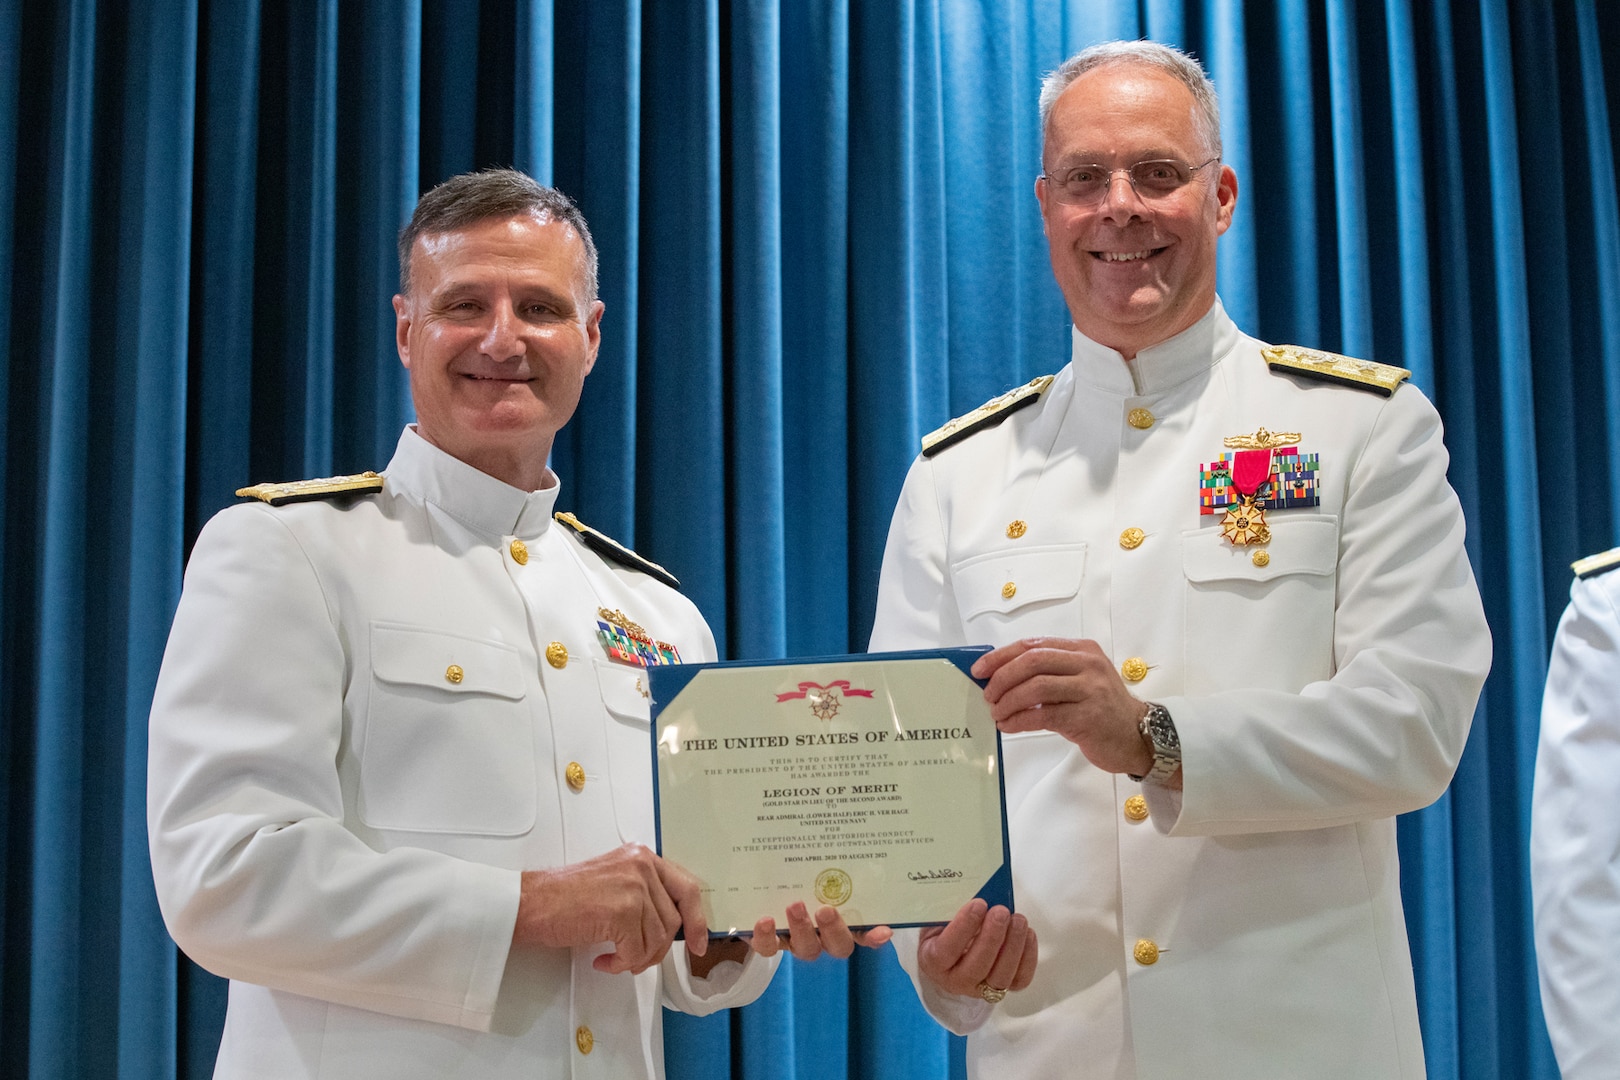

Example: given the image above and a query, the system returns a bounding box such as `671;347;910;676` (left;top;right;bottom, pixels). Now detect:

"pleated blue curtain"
3;2;1618;1077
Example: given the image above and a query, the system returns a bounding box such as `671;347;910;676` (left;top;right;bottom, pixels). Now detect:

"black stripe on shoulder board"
921;375;1056;458
554;511;681;590
1573;547;1620;580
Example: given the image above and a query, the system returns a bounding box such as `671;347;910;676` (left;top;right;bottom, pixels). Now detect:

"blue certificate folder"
648;647;1014;934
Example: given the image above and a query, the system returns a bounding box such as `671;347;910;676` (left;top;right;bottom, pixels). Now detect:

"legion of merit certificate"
647;648;1012;935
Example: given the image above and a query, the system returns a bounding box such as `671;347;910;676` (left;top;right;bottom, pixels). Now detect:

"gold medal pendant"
1220;496;1271;545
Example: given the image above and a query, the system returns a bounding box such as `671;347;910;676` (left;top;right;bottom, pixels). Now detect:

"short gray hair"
1039;41;1222;160
397;168;599;300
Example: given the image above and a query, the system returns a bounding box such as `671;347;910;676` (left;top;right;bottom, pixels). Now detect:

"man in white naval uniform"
1533;548;1620;1079
148;171;849;1079
869;42;1491;1079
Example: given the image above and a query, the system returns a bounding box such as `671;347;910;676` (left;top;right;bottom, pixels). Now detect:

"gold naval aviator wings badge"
1223;427;1302;451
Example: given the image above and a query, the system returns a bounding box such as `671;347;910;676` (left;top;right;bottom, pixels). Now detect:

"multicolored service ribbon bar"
596;607;682;667
1198;450;1319;514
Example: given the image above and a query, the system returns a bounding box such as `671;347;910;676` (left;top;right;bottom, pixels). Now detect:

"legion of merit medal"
1199;427;1320;546
1221;497;1270;546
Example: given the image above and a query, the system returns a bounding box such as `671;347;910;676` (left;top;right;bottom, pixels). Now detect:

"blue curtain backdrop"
2;0;1616;1076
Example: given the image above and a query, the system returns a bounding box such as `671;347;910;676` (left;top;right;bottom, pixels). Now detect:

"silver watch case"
1128;701;1180;785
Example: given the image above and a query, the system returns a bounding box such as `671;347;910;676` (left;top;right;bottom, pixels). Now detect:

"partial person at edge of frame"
1533;545;1620;1080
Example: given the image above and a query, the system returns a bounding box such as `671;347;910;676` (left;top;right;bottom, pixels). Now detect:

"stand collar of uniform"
1067;299;1239;396
384;426;560;539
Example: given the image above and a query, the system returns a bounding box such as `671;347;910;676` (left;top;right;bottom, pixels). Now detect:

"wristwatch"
1127;702;1181;785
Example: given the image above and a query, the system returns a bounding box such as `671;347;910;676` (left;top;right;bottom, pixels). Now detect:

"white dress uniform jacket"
148;427;775;1080
1533;556;1620;1079
870;302;1490;1080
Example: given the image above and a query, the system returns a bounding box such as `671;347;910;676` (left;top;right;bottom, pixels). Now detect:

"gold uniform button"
445;664;464;684
509;539;529;565
575;1025;594;1054
1252;550;1271;567
1006;520;1028;539
546;642;569;668
1119;527;1145;550
1124;794;1149;822
566;762;586;792
1001;582;1017;600
1121;656;1148;683
1134;938;1160;965
1127;408;1155;430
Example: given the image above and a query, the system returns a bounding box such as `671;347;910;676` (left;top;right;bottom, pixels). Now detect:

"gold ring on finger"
976;980;1008;1004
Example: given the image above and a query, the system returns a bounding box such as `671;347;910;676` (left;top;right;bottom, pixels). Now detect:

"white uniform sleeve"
1154;386;1490;834
147;506;519;1032
1532;573;1620;1078
889;927;992;1034
661;946;779;1014
868;463;988;1032
647;614;780;1015
870;460;966;650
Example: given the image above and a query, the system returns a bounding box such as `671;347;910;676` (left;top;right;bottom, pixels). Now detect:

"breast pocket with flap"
596;659;657;844
359;622;536;835
951;544;1087;644
1181;517;1339;693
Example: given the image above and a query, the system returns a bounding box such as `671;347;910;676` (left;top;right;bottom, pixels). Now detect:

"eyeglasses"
1040;157;1221;203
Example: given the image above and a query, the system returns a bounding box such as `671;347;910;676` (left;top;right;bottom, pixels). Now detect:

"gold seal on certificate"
648;648;1013;935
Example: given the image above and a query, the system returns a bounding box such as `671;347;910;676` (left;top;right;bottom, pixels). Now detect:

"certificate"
648;648;1012;935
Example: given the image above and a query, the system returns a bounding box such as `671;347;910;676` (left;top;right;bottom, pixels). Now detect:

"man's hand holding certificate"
648;649;1014;936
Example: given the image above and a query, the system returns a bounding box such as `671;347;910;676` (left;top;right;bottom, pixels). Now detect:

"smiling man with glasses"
869;40;1490;1080
1041;157;1222;201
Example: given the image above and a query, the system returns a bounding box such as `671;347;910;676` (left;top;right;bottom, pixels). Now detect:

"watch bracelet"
1129;701;1180;784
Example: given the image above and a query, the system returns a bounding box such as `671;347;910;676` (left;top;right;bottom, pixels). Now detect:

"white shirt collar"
383;426;559;539
1067;298;1240;396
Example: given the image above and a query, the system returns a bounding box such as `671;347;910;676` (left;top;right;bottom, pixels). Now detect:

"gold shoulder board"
236;471;384;506
1263;345;1411;397
554;511;681;590
921;375;1056;458
1573;546;1620;579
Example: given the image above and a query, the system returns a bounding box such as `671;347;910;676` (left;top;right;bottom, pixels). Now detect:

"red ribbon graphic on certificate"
776;679;875;702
